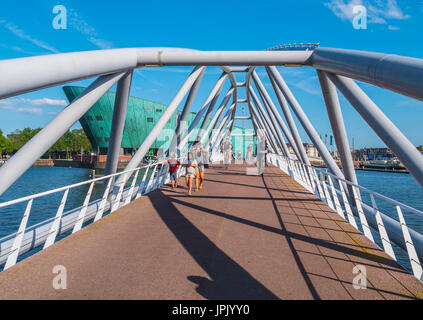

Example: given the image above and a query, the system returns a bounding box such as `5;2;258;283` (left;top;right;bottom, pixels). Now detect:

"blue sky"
0;0;423;149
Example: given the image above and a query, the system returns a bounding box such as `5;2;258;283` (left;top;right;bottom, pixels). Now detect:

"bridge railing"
268;153;423;282
0;158;188;271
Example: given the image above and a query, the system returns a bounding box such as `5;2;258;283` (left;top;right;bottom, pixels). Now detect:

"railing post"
396;205;423;280
124;168;141;206
136;166;151;199
94;177;113;222
72;182;95;233
4;199;33;270
370;194;396;260
44;189;69;249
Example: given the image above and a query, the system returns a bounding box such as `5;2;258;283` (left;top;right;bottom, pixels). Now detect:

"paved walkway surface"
0;164;422;299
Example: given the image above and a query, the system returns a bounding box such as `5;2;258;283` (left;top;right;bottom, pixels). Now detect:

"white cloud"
0;98;67;107
388;25;400;30
23;98;67;107
68;9;114;49
324;0;364;21
0;98;67;115
0;19;59;53
14;107;43;114
291;76;321;95
324;0;410;25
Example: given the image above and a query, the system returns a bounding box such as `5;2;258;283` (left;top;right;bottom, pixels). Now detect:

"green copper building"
63;86;256;158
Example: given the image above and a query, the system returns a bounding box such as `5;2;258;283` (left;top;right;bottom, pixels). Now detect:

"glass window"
95;115;103;121
147;117;153;122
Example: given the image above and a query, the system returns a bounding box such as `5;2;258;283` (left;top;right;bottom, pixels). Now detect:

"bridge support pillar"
266;66;310;165
104;71;133;183
252;71;303;161
317;70;358;200
114;66;206;187
266;67;344;178
327;73;423;190
0;72;125;197
249;87;284;155
170;67;205;156
178;72;228;153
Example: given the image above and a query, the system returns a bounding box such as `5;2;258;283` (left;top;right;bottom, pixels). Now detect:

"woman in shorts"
182;152;198;196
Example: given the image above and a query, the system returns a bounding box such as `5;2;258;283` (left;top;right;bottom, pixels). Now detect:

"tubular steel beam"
253;82;290;156
0;49;310;100
199;88;234;145
311;47;423;102
178;73;229;152
252;71;302;161
267;66;344;178
104;70;133;180
328;73;423;189
249;86;287;156
115;66;206;186
196;72;228;140
317;71;358;186
170;67;206;155
249;92;281;155
266;66;310;164
0;72;126;197
139;49;313;67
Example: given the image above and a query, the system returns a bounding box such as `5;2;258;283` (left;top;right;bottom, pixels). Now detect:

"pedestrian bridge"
1;45;423;299
0;163;422;299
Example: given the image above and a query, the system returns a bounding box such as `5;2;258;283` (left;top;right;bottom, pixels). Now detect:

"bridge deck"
0;164;422;299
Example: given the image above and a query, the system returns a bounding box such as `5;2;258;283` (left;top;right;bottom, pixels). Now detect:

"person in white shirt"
182;152;198;196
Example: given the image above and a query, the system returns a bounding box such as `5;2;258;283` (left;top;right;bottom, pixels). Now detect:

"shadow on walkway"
148;189;279;300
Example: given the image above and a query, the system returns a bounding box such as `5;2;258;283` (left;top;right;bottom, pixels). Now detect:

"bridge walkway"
0;164;422;299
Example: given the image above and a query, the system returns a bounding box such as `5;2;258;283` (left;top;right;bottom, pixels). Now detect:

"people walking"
222;138;232;169
166;152;180;189
192;141;206;191
257;136;267;175
182;152;198;196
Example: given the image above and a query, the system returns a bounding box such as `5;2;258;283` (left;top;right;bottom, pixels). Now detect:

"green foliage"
7;128;41;152
1;127;92;154
417;145;423;152
49;129;93;152
0;129;12;153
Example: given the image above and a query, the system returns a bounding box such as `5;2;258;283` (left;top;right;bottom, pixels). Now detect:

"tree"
0;129;12;154
417;145;423;153
7;128;41;152
4;127;92;156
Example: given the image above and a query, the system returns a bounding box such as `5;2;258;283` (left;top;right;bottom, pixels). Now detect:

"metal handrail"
277;154;423;219
0;160;161;209
0;157;178;270
269;153;423;281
